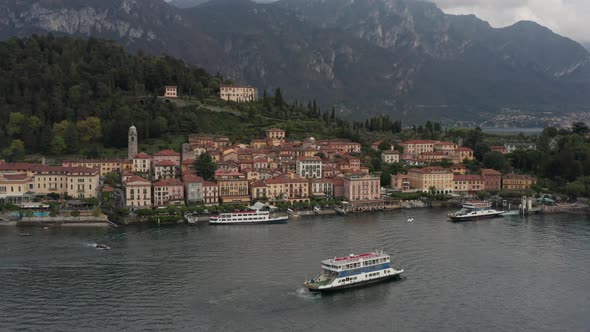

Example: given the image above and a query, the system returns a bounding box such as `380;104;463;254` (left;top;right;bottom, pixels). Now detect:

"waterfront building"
391;174;410;192
250;181;269;201
343;174;383;211
132;153;151;175
124;176;152;210
0;173;33;199
128;125;138;160
502;174;537;191
330;178;345;200
264;176;310;204
184;175;204;205
153;160;176;180
220;84;258;102
453;175;485;196
381;150;400;164
407;166;454;193
202;181;219;205
481;169;502;192
153;178;184;207
217;172;250;205
309;178;334;199
296;156;322;179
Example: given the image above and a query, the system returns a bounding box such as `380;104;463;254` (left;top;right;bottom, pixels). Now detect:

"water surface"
1;210;590;331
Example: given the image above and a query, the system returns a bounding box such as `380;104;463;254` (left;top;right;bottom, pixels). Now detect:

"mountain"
1;0;589;121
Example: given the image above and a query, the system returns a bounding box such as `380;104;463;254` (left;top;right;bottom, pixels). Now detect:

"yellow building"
217;172;250;204
62;159;132;176
0;174;33;199
220;84;258;102
407;167;454;193
502;174;537;191
264;176;309;204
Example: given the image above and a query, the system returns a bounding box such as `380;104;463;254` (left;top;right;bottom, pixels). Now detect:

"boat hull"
305;272;402;293
449;213;504;222
209;216;288;225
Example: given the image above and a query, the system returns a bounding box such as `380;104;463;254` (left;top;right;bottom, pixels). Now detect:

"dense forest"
0;35;412;161
0;35;222;160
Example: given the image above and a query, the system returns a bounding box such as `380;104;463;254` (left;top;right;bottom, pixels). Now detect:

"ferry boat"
209;210;288;225
304;251;404;292
448;201;505;222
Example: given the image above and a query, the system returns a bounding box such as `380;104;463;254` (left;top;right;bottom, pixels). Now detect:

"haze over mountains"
1;0;589;121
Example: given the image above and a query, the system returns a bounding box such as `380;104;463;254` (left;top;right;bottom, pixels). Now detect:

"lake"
1;209;589;331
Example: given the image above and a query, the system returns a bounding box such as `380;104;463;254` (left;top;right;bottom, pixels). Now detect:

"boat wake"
83;242;98;248
294;287;319;299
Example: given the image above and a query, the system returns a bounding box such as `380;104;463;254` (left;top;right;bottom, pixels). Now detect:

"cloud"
430;0;590;42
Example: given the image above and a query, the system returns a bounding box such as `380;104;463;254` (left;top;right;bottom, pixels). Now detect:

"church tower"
128;125;138;160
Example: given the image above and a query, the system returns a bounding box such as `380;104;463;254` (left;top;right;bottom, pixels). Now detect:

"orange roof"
124;175;150;185
481;169;501;175
409;166;453;174
456;147;474;152
134;153;151;159
203;181;218;187
182;159;195;165
183;175;204;183
400;140;437;145
102;186;115;192
154;178;183;187
155;160;176;167
154;149;180;157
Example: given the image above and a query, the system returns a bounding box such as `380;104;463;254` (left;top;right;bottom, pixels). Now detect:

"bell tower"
128;125;138;160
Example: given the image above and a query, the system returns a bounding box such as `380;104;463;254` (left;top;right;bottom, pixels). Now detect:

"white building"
296;156;322;179
381;150;400;164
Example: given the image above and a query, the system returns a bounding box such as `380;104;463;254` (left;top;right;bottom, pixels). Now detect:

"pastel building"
407;167;454;193
202;181;219;205
124;176;152;209
154;160;176;180
153;178;184;207
481;169;502;192
164;86;178;98
132;153;151;175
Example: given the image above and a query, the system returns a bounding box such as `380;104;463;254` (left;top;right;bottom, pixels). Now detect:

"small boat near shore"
304;251;404;293
95;244;111;250
448;201;504;222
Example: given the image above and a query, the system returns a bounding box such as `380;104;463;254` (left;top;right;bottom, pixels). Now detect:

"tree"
378;141;391;151
64;122;80;154
195;153;217;181
6;112;26;137
76;117;102;143
274;88;283;107
2;139;25;161
50;136;67;155
483;151;508;172
572;122;589;135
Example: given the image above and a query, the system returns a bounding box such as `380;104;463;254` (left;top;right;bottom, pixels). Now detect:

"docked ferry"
209;210;288;225
304;251;404;292
448;201;505;222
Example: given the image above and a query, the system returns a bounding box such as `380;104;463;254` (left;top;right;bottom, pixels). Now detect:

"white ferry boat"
304;251;404;292
448;201;505;222
209;210;288;225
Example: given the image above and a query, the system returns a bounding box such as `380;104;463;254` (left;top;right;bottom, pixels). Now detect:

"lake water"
1;209;590;331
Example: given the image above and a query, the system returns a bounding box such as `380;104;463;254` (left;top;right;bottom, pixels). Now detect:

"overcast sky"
430;0;589;43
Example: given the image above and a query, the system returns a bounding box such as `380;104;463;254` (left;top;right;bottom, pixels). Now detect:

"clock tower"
128;125;138;160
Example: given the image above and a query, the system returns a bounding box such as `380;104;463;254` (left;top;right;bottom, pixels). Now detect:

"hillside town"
0;122;538;218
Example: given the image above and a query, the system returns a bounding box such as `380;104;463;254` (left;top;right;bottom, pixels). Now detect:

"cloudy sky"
430;0;589;43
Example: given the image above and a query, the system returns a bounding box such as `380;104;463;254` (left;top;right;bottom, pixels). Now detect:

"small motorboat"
95;244;111;250
19;232;32;237
407;218;414;222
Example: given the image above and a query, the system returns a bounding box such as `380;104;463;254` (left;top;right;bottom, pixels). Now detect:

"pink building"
153;178;184;207
153;150;181;167
343;174;383;211
164;86;178;98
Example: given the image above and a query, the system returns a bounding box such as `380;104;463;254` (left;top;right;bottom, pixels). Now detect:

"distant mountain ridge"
1;0;589;120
